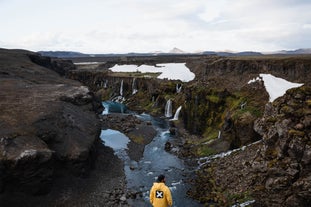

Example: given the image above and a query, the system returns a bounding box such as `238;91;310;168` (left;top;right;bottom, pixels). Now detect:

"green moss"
227;191;253;206
203;127;219;141
307;99;311;107
232;105;262;121
267;117;277;123
288;129;305;137
129;134;145;144
208;94;220;103
226;96;245;111
197;145;216;156
280;105;294;114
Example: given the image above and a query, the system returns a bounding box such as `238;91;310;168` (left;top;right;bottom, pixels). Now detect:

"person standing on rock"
149;174;173;207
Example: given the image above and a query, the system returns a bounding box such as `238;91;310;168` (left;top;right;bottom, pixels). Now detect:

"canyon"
0;48;310;206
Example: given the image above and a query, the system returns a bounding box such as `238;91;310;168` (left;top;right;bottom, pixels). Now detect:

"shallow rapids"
100;113;202;206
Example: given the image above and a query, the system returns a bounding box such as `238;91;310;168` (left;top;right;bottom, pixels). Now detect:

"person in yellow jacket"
149;174;173;207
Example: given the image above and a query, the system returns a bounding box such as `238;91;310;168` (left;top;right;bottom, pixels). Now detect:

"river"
100;112;202;207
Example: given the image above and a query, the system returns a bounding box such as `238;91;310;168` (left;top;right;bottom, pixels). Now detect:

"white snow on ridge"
248;73;303;102
109;63;195;82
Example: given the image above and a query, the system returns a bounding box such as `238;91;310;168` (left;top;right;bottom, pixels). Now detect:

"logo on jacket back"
156;190;164;198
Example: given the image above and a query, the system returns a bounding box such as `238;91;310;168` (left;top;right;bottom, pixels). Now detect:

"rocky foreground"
0;49;130;206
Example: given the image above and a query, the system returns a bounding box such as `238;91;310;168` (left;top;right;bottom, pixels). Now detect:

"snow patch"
248;74;303;102
17;149;37;159
109;63;195;82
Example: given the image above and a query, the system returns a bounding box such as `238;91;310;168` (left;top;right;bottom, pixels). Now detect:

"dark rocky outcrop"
188;56;311;90
189;86;311;207
28;53;76;76
100;114;157;161
0;49;101;195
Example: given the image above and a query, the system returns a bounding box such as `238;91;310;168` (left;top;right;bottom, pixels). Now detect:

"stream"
100;112;202;207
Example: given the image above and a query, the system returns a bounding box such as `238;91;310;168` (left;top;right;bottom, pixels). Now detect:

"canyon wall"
0;49;101;195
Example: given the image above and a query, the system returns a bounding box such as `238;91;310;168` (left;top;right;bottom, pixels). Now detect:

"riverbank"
0;112;160;207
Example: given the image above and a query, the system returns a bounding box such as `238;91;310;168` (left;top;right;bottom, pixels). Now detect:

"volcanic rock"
0;49;101;195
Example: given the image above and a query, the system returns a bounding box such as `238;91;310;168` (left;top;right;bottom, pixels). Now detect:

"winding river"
101;112;202;206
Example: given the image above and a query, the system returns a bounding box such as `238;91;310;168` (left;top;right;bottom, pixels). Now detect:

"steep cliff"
0;49;101;195
189;86;311;207
188;56;311;90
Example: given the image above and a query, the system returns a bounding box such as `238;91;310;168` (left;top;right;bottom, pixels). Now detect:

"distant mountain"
38;48;311;59
38;51;90;58
202;51;263;56
276;48;311;55
168;47;186;54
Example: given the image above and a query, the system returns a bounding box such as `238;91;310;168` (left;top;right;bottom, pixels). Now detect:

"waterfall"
120;80;123;96
170;106;182;121
104;79;108;88
240;101;247;109
218;130;221;139
132;78;138;95
165;99;173;118
176;84;182;93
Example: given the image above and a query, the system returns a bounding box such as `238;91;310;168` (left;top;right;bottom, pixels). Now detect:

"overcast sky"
1;0;310;53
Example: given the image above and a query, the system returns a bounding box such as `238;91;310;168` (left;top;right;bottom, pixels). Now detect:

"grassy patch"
208;94;220;103
227;191;253;206
288;129;305;137
233;106;262;120
197;145;216;156
129;134;145;144
203;127;219;141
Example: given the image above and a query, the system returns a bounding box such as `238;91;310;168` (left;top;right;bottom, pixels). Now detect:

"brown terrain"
0;49;128;206
0;48;310;206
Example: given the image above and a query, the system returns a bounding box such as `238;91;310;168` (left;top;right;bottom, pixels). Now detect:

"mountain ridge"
37;48;311;58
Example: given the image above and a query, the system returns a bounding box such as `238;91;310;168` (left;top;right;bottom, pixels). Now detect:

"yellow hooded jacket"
149;182;173;207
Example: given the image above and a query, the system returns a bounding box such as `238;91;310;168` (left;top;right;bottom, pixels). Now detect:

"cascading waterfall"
104;79;108;88
170;106;182;121
240;101;247;109
165;99;173;118
132;78;138;95
176;84;182;93
218;130;221;139
120;80;124;96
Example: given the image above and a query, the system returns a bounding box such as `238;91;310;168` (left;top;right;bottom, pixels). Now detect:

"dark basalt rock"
0;49;101;195
189;86;311;206
28;53;76;76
